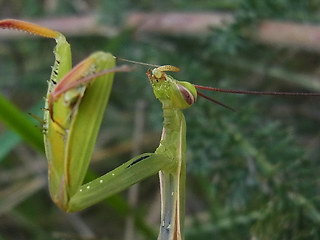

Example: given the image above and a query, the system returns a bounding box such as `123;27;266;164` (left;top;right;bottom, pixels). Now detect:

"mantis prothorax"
1;19;320;240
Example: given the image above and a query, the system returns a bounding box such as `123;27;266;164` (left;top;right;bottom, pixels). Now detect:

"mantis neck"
157;102;186;153
156;100;186;240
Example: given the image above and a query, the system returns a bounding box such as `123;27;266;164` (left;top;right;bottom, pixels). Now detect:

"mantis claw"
0;19;60;39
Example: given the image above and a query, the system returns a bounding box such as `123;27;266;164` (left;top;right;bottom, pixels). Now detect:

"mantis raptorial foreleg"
0;19;198;240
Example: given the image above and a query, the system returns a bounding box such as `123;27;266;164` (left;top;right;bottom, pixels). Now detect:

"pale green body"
152;74;189;239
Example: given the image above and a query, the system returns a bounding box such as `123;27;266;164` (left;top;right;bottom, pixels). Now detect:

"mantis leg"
68;153;172;212
158;170;186;240
155;112;187;240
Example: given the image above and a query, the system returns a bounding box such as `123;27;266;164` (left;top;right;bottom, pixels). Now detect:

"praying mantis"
1;19;320;240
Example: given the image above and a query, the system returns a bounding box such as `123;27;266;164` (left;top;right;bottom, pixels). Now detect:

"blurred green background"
0;0;320;239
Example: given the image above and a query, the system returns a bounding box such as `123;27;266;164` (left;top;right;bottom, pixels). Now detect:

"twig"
1;13;320;51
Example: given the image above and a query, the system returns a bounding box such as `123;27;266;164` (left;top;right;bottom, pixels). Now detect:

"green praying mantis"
1;19;320;240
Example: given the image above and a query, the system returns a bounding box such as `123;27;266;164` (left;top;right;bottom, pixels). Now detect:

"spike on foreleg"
27;112;48;133
28;112;45;125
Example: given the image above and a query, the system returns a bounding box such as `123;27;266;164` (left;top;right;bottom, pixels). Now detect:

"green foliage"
0;0;320;239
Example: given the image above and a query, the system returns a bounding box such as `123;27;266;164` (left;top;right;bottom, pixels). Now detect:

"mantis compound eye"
177;83;196;105
175;81;197;109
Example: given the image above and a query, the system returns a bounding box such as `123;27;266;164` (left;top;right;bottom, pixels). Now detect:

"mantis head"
146;65;197;109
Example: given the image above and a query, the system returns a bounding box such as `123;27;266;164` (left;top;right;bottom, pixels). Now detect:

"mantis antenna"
194;84;320;96
114;56;160;68
116;56;320;111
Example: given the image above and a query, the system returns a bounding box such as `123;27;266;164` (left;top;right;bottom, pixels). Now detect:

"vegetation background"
0;0;320;239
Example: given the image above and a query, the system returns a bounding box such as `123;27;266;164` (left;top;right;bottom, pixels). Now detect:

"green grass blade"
0;100;44;160
0;94;44;153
